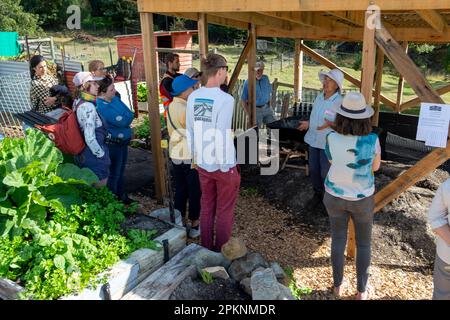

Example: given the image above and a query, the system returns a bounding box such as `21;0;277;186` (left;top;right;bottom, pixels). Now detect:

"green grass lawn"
51;35;449;116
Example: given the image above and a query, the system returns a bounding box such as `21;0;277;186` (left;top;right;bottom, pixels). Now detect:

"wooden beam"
138;1;450;13
373;47;384;126
375;26;445;105
259;11;315;26
360;10;376;106
395;41;409;112
227;36;252;94
257;25;450;43
416;10;447;34
400;84;450;111
159;12;248;30
248;24;257;128
198;13;208;59
293;39;303;102
374;24;447;212
299;43;396;109
210;12;294;31
375;142;450;212
139;12;166;201
327;11;364;26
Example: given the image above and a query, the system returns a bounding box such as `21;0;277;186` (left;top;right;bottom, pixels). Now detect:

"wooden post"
373;47;384;126
248;24;257;128
227;36;253;94
140;12;166;202
346;8;377;259
294;39;303;102
395;41;409;112
271;78;278;110
198;13;209;60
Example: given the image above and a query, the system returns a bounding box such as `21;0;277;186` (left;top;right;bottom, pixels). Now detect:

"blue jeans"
107;141;129;200
308;146;330;194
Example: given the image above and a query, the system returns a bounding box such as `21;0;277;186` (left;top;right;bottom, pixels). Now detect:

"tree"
96;0;139;31
0;0;42;36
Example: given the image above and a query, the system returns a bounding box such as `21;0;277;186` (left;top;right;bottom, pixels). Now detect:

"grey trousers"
323;192;374;293
433;255;450;300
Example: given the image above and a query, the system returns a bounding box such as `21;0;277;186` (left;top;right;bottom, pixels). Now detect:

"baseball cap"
184;67;202;79
170;75;199;97
73;72;104;87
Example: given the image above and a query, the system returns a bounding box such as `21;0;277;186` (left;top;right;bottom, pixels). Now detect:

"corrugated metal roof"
0;61;29;76
55;59;83;72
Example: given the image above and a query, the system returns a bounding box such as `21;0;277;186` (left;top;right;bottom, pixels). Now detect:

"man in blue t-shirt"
241;61;275;127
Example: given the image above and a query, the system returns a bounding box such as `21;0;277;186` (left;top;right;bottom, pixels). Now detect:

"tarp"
0;32;20;57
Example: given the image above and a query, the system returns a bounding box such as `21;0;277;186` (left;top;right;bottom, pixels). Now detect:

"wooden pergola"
137;1;450;257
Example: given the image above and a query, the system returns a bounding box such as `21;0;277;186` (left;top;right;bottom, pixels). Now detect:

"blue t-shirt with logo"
324;132;380;200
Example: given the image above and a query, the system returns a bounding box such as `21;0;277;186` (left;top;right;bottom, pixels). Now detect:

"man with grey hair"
241;60;275;127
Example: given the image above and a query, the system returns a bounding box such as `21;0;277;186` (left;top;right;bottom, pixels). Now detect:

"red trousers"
197;166;241;252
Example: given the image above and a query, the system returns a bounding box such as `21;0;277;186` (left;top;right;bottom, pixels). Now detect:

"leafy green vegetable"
0;131;160;299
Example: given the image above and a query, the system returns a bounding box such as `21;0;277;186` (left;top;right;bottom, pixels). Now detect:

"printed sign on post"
416;103;450;148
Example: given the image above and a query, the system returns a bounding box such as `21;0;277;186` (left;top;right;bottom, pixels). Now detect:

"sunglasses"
217;65;229;71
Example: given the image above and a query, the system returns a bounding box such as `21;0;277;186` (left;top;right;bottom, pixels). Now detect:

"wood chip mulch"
232;193;433;300
131;192;433;300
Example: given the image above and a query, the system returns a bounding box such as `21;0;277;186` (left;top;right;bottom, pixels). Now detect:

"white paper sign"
416;103;450;148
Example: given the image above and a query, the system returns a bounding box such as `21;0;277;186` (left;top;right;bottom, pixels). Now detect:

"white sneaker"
189;227;201;238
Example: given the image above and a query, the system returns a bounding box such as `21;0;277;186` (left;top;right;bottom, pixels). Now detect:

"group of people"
28;51;449;300
299;68;449;300
161;53;240;250
29;55;134;203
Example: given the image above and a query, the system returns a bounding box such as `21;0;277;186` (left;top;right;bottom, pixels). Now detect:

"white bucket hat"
335;92;374;119
318;68;344;93
254;61;265;71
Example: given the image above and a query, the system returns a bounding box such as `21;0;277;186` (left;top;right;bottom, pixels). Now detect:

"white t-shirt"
186;87;236;172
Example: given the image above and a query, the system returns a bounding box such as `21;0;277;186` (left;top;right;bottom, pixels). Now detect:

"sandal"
355;284;374;300
332;278;348;298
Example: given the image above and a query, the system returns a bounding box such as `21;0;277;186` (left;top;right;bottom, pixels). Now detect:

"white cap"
254;61;265;71
73;72;104;87
318;68;344;93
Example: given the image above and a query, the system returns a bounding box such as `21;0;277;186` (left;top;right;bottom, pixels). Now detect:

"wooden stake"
294;39;304;102
373;47;384;126
140;12;166;201
227;36;253;94
395;41;409;112
248;24;257;128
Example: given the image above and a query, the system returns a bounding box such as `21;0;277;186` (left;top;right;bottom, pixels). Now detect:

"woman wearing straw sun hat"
322;92;381;300
298;68;344;210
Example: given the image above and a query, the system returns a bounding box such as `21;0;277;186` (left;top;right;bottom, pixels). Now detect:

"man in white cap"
241;60;275;127
298;68;344;210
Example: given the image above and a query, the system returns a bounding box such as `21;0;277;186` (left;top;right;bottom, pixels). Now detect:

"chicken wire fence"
0;72;32;138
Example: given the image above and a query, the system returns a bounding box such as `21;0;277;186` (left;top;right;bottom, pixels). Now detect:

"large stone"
221;237;247;261
201;266;229;280
270;262;287;282
191;248;231;273
277;283;296;300
240;277;252;296
228;252;270;282
250;268;280;300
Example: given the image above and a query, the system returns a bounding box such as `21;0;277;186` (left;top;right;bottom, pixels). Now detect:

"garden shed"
115;30;197;82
